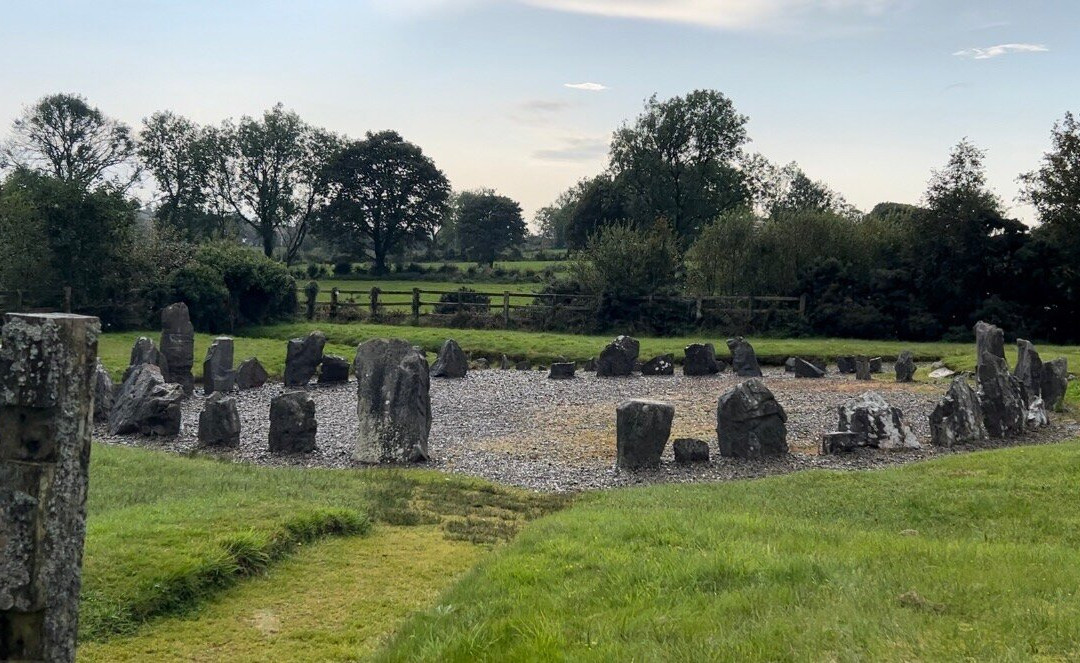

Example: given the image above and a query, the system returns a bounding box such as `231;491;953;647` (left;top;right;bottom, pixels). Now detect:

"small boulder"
284;331;327;387
160;302;195;394
975;320;1007;372
548;362;575;379
198;392;241;448
641;354;675;376
716;379;788;458
597;336;640;377
869;357;883;374
202;337;235;395
820;431;866;454
928;367;956;380
929;378;986;448
515;360;531;370
673;438;710;464
500;354;512;370
269;390;317;453
354;339;431;463
784;357;796;373
615;399;674;469
837;391;920;450
1027;396;1049;428
726;337;763;377
108;363;184;436
235;357;268;390
93;360;114;422
855;356;872;381
1041;357;1068;412
430;339;469;378
895;351;916;383
583;357;598;372
836;356;857;374
793;358;825;378
473;358;489;370
318;354;350;384
684;343;721;376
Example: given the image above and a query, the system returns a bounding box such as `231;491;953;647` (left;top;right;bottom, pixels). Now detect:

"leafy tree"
564;175;628;249
609;90;750;240
1;93;139;190
685;209;760;296
571;220;680;297
454;189;526;266
536;179;590;248
208;104;340;263
318;130;450;274
1021;112;1080;244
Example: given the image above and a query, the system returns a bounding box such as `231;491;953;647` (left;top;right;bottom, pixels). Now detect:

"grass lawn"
79;444;567;648
376;441;1080;661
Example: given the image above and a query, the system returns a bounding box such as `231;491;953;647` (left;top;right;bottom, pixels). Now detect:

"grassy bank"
376;441;1080;661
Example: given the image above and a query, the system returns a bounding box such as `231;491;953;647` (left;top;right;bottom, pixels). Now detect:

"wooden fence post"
798;293;807;318
370;287;380;319
503;291;510;328
63;286;72;313
15;289;23;312
330;288;339;321
695;296;703;322
304;288;316;320
412;288;421;325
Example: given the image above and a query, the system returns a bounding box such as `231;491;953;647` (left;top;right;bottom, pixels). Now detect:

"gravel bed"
95;367;1079;493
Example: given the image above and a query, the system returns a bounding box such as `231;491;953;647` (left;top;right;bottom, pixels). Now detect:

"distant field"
414;260;569;273
307;279;545;309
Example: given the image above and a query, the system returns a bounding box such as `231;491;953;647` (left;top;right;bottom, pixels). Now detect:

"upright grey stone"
124;336;164;383
202;337;235;395
548;362;575;379
198;392;241;448
318;355;350;384
855;356;872;381
977;352;1026;438
975;321;1007;372
836;356;857;374
108;364;184;436
726;337;763;377
929;378;987;448
159;302;195;394
895;351;916;383
793;358;825;378
0;313;99;663
683;344;720;376
284;331;327;387
837;391;920;450
93;360;114;422
640;354;675;376
235;357;268;390
716;379;788;458
1013;339;1043;397
597;336;639;377
354;339;431;463
499;354;512;370
583;357;597;372
1041;357;1068;412
430;339;468;378
869;357;883;374
615;400;674;469
269;390;317;453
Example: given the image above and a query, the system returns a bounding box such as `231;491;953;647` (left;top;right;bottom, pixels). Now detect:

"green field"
306;279;545;309
415;260;569;273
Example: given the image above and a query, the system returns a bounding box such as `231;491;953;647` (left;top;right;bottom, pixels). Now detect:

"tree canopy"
454;189;527;266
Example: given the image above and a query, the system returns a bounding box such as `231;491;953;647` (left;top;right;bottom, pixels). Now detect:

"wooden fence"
301;285;806;327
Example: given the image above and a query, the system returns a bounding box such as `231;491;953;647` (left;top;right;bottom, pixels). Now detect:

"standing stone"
93;360;114;422
869;357;883;374
269;391;317;453
683;343;720;376
1013;339;1043;397
977;352;1027;438
726;337;763;377
198;393;241;448
318;355;350;384
548;363;575;379
641;354;675;376
793;358;825;378
837;391;920;450
855;356;872;381
597;336;640;377
895;351;916;383
820;431;866;454
354;339;431;463
929;378;987;448
159;302;195;394
430;339;468;378
1041;357;1069;412
784;357;796;373
108;363;184;436
975;321;1007;372
615;400;674;469
284;331;327;387
202;337;235;395
673;438;710;464
836;356;857;374
0;313;98;663
124;336;164;382
583;357;598;372
500;354;512;370
716;379;788;458
235;357;268;390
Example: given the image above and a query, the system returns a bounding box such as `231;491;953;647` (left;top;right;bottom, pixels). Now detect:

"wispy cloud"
533;135;609;162
564;82;609;91
953;43;1049;60
509;99;572;126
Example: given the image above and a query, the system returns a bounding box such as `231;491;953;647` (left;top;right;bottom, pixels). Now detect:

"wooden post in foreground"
369;287;380;319
0;313;99;663
411;288;421;325
503;292;510;328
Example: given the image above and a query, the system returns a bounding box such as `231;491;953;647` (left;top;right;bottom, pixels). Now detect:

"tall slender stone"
1041;357;1069;412
159;302;195;394
202;337;235;395
974;321;1006;373
354;339;431;463
284;331;327;387
726;337;763;377
1013;339;1043;398
0;313;99;663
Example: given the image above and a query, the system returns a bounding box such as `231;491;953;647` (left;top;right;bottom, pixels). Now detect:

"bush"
434;287;490;314
332;261;352;276
306;263;327;279
169;263;231;332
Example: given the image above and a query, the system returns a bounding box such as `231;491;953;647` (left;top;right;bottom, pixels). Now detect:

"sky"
1;0;1077;225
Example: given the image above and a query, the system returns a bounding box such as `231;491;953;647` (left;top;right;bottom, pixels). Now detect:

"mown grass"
376;442;1080;661
81;444;567;644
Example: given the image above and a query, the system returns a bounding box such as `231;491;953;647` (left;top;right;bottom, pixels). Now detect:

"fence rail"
301;285;806;327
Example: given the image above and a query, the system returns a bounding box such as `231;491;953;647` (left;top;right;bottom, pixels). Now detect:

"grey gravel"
94;365;1079;493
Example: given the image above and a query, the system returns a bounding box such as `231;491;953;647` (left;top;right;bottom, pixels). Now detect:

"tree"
139;111;224;240
571;220;680;297
564;174;628;249
455;189;526;266
318;130;450;274
1;93;139;190
1021;112;1080;244
609;90;750;240
742;155;857;219
208;104;340;263
685;208;760;296
536;179;590;248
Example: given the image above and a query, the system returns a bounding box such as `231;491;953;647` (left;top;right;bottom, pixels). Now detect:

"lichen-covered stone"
1041;357;1068;412
895;351;916;383
597;336;639;377
269;390;317;453
975;320;1006;372
838;391;920;450
284;331;326;387
640;354;675;376
683;344;720;376
202;337;234;395
235;357;268;390
93;359;114;422
354;339;431;463
108;363;184;436
430;339;468;378
977;352;1026;438
929;378;986;448
198;392;240;447
318;355;350;384
726;337;763;377
616;399;674;469
716;379;788;458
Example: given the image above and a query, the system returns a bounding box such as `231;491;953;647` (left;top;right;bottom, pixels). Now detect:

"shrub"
306;262;326;279
332;261;352;276
434;287;490;314
169;263;231;332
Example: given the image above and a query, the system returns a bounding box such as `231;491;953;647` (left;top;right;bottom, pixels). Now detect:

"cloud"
533;135;610;162
564;82;609;91
953;43;1049;59
520;99;571;112
509;99;573;126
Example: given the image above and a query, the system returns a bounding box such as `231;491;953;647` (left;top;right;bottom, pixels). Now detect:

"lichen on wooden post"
0;313;99;663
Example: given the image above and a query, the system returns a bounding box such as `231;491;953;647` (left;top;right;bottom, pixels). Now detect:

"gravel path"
95;367;1079;493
